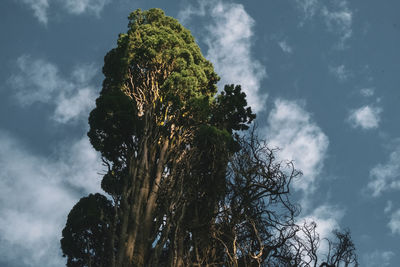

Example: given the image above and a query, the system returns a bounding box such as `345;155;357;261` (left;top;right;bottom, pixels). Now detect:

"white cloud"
363;250;395;267
322;5;352;48
367;145;400;197
360;88;375;97
63;0;110;15
384;200;393;214
4;56;101;265
177;0;208;23
298;204;344;259
10;55;68;105
278;40;293;54
15;0;110;25
348;105;382;130
179;0;267;113
329;64;350;81
71;63;98;84
295;0;353;48
9;55;98;124
265;99;329;195
17;0;50;24
0;131;102;266
295;0;318;20
54;136;103;193
264;100;340;262
53;87;97;123
302;204;343;239
388;209;400;234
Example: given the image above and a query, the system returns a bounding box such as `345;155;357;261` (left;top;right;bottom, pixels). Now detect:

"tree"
61;8;357;267
206;132;358;267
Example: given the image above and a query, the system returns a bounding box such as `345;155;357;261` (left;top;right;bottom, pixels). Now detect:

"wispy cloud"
329;64;351;81
278;40;293;54
10;55;66;105
363;250;395;267
17;0;50;24
265;99;329;195
384;200;393;214
388;209;400;235
15;0;111;25
0;131;102;266
360;88;375;97
298;204;345;257
63;0;111;15
321;4;352;48
295;0;353;48
295;0;318;20
179;0;267;112
301;204;344;238
9;55;98;124
53;87;96;123
367;145;400;197
348;105;382;130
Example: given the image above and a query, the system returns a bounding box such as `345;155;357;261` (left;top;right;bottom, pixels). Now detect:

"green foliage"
88;89;140;165
101;8;219;121
101;167;128;196
212;84;256;133
61;194;115;267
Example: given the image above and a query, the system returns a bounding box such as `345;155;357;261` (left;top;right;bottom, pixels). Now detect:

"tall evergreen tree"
61;8;357;267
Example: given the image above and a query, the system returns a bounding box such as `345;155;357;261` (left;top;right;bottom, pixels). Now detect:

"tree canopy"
61;8;357;267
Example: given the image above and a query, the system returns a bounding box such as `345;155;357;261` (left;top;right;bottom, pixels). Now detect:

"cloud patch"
295;0;353;48
360;88;375;97
9;55;98;124
295;0;318;20
301;204;344;239
363;250;395;267
297;204;345;258
63;0;111;15
329;64;350;81
388;209;400;235
348;105;382;130
265;99;329;195
321;4;352;47
17;0;50;24
384;200;393;214
0;131;102;266
278;40;293;54
366;144;400;197
15;0;111;25
179;0;267;112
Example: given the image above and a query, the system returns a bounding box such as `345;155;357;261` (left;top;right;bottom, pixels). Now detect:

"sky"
0;0;399;266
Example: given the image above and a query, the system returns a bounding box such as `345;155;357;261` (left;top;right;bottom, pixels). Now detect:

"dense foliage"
61;9;357;267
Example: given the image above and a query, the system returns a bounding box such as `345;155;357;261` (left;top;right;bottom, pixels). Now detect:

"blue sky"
0;0;399;266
